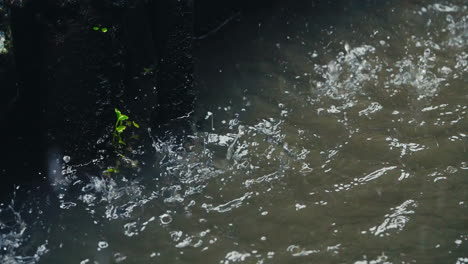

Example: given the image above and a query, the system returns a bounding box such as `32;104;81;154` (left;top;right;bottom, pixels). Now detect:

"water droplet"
97;241;108;251
159;213;173;225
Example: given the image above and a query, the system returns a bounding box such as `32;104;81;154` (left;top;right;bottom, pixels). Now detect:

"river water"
1;0;467;263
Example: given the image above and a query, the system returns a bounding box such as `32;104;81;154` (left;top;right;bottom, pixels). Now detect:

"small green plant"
113;108;139;146
104;167;119;176
105;109;141;177
141;64;157;76
92;26;108;33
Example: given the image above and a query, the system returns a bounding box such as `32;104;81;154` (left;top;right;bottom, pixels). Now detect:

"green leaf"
115;108;122;117
118;139;126;145
105;168;119;174
101;27;108;33
132;121;140;128
118;115;129;121
116;125;126;133
93;26;99;31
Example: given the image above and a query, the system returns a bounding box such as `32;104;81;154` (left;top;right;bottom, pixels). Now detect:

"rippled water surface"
1;1;467;263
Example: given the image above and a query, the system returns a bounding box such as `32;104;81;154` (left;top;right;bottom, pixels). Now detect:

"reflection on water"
1;0;467;263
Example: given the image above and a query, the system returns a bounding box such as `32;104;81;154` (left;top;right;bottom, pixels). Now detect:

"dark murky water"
1;1;467;263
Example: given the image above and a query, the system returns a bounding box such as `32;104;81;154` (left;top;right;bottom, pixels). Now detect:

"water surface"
1;1;467;263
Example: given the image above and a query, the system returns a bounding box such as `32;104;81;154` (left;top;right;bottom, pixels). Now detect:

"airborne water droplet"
159;214;173;225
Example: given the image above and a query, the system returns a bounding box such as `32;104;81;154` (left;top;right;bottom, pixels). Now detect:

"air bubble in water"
424;48;431;57
159;213;173;225
97;241;108;251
